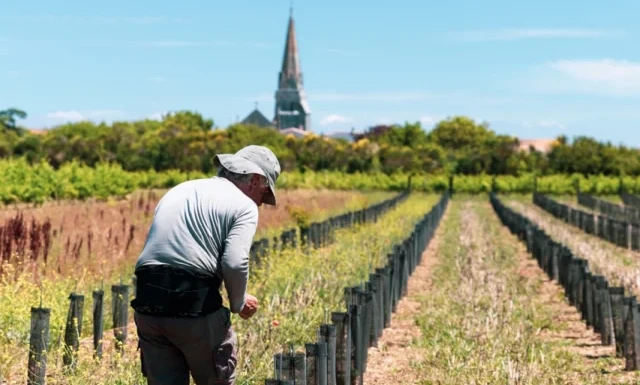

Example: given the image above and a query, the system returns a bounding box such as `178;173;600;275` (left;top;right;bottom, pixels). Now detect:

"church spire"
279;7;302;88
274;7;311;131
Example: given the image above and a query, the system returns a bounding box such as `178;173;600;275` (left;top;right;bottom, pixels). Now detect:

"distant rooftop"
279;127;310;138
240;108;274;128
518;138;556;153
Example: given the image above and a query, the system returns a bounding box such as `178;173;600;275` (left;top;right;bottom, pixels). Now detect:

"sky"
1;0;640;146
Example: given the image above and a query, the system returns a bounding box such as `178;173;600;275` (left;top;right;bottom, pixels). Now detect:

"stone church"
240;9;311;132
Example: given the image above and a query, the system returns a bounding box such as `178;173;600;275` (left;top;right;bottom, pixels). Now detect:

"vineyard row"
532;193;640;253
247;191;409;265
20;190;412;384
491;193;640;371
262;193;450;384
4;158;640;204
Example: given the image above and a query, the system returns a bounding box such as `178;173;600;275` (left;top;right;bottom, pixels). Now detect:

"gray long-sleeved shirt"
135;176;259;313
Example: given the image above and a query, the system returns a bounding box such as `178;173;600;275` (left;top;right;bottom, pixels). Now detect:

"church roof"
279;127;310;138
279;11;303;88
241;108;274;128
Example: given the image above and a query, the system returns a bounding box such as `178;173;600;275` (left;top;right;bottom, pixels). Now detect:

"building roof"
241;108;274;128
279;127;311;138
518;138;556;153
28;128;48;135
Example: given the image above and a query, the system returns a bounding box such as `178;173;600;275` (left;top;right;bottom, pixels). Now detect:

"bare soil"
362;205;449;385
363;198;640;384
500;213;640;383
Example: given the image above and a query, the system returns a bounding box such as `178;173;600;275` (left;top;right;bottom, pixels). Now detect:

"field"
3;185;640;384
362;195;639;384
0;188;392;382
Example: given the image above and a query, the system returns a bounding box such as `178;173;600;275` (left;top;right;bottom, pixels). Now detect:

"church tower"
274;8;311;131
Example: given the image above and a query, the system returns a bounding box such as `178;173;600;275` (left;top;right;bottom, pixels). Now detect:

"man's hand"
238;293;258;320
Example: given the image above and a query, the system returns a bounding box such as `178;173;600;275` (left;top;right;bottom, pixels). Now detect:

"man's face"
242;174;271;207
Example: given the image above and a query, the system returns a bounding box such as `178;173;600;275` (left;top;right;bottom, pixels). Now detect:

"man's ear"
250;174;261;188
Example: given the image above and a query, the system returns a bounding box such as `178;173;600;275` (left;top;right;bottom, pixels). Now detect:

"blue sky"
1;0;640;146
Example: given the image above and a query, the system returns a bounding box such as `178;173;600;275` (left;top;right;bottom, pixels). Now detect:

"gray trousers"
134;307;238;385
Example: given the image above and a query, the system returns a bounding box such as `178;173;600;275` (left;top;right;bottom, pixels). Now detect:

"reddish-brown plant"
0;189;368;284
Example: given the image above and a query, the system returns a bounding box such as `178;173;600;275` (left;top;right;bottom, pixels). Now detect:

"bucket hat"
213;145;281;205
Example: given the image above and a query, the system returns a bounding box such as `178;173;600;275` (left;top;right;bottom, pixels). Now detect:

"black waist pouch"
131;265;223;317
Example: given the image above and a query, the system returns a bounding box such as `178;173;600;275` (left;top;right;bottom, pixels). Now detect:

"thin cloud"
420;115;443;127
549;59;640;87
449;28;623;42
0;38;271;50
527;59;640;97
522;119;566;130
124;16;185;24
148;76;167;83
45;109;126;123
148;111;167;120
310;91;445;102
135;40;222;47
88;109;125;117
133;40;270;49
12;15;186;24
320;114;353;126
46;111;85;122
245;90;448;104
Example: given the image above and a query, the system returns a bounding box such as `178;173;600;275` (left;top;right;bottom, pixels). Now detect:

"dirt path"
508;199;640;295
517;251;615;360
363;196;640;384
499;200;640;383
501;216;640;384
362;204;449;384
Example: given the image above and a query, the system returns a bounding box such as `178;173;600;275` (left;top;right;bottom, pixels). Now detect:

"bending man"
131;145;281;385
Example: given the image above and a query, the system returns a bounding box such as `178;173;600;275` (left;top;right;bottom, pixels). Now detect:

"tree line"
1;107;638;176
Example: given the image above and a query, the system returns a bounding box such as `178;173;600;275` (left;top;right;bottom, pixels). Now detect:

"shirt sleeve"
220;203;259;313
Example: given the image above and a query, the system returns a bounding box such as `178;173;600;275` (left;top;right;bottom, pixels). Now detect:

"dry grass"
387;195;636;384
504;197;640;298
362;200;449;384
9;194;640;384
0;191;427;385
0;188;391;384
0;188;388;285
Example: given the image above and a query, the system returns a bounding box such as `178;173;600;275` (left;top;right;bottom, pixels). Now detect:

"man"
131;145;281;385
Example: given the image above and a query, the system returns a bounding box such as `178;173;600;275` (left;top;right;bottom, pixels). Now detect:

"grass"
407;195;628;384
0;188;394;382
8;192;640;384
0;192;439;384
232;192;439;384
554;194;623;206
0;189;393;284
503;195;640;297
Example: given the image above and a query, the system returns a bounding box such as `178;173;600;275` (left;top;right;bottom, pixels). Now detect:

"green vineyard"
2;157;640;204
3;184;640;384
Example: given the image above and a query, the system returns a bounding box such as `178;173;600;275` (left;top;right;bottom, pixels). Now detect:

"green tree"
0;107;27;134
162;110;215;132
428;116;494;151
13;134;43;163
369;122;429;148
